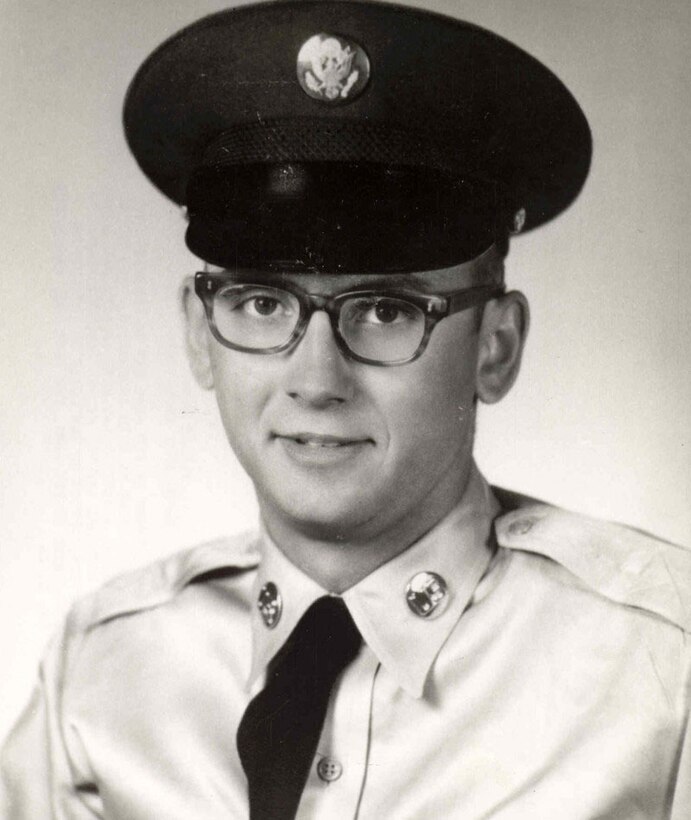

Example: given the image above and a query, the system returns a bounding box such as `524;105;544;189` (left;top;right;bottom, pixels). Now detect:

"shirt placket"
296;645;380;820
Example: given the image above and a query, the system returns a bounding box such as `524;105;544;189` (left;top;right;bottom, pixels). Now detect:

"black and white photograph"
1;0;690;817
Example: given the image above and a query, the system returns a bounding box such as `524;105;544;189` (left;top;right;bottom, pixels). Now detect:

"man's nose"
282;311;355;407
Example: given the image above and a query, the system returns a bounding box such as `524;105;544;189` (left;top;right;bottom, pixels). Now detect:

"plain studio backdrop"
1;0;690;740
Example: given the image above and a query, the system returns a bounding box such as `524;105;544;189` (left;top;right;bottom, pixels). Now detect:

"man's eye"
247;296;280;316
351;298;418;325
373;301;403;324
221;288;295;319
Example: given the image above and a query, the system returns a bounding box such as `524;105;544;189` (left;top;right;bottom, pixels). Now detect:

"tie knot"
287;596;361;678
303;595;357;632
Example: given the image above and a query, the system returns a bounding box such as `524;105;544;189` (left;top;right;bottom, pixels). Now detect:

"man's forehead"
203;247;497;293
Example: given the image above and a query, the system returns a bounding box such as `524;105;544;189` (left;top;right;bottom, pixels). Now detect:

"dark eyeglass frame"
194;272;505;366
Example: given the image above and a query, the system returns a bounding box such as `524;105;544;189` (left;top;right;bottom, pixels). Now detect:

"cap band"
186;161;505;273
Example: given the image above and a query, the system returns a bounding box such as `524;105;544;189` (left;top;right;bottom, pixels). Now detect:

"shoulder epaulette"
494;498;691;633
68;532;260;632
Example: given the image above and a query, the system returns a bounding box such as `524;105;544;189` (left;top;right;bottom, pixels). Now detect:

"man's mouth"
276;433;372;448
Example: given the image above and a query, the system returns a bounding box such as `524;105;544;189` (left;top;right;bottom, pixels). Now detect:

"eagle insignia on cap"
297;34;370;103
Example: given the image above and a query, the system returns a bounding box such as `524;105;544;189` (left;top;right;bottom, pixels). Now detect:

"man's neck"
259;462;475;594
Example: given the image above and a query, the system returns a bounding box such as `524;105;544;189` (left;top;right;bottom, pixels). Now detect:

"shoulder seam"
69;532;261;632
495;504;691;634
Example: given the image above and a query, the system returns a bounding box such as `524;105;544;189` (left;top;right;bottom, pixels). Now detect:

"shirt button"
508;517;535;536
317;757;343;782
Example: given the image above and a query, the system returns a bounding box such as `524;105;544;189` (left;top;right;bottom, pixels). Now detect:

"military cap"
124;0;592;273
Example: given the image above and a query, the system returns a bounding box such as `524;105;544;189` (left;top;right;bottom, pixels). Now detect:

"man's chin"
262;490;381;541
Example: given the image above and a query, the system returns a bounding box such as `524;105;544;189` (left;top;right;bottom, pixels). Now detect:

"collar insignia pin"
406;572;449;619
258;581;282;628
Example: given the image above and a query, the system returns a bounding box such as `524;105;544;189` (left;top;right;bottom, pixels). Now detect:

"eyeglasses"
195;272;504;366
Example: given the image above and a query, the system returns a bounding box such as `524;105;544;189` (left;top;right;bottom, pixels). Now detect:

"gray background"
1;0;690;739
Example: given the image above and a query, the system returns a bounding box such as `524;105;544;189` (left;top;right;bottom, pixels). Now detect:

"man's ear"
180;277;214;390
475;291;529;404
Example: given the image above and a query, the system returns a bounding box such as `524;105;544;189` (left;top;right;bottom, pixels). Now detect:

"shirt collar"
249;529;330;688
249;463;499;699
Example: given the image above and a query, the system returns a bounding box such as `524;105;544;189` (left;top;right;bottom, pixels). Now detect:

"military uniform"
2;467;689;818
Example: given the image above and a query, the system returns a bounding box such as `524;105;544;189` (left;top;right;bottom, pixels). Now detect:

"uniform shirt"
2;468;690;819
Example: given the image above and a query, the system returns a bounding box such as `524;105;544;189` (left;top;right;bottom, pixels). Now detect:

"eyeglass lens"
337;295;425;361
212;285;427;362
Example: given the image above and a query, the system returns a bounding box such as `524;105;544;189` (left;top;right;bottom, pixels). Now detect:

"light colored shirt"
2;469;690;819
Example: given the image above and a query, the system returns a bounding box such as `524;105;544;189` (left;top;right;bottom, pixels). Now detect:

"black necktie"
237;596;362;820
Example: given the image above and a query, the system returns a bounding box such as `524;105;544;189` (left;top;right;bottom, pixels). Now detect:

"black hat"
124;0;591;273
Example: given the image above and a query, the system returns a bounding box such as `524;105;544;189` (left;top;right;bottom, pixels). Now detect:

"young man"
2;2;689;817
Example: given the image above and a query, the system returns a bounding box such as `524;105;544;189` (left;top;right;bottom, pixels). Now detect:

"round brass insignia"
257;581;282;628
405;572;449;619
297;33;370;104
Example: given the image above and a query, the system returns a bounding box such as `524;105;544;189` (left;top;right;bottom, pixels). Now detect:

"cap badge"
297;34;370;103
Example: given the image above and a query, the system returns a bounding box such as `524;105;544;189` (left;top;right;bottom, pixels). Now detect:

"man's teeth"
294;437;347;447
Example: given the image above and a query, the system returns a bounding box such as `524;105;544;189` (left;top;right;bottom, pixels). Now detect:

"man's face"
195;258;494;543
